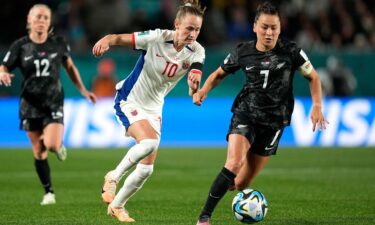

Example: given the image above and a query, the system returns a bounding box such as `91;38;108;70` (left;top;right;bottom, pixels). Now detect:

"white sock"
111;139;158;182
111;163;154;208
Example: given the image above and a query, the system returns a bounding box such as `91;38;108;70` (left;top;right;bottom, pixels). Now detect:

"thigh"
43;123;64;149
235;151;270;190
225;134;250;174
128;119;159;142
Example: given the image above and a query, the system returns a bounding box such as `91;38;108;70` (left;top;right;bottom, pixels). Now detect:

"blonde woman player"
92;0;206;222
0;4;96;205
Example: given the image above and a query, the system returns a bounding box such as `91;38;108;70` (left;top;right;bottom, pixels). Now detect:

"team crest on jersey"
131;110;138;116
38;52;47;57
182;60;190;70
261;61;270;65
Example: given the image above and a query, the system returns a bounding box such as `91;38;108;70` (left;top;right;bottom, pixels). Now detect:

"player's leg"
102;120;159;203
110;119;159;180
234;151;270;190
107;120;159;222
111;151;156;208
235;127;283;190
43;122;66;161
109;151;157;222
27;128;55;205
197;134;249;224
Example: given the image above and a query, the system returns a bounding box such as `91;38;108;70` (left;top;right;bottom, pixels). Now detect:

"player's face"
28;6;51;35
175;14;202;45
253;14;281;51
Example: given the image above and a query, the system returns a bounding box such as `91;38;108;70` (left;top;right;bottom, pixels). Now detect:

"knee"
224;159;243;174
44;142;61;152
136;163;154;179
140;139;159;155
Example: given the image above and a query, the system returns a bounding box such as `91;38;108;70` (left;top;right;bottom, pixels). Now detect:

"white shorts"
114;99;162;137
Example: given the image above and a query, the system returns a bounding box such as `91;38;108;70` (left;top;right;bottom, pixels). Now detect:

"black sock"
199;167;236;219
34;159;54;194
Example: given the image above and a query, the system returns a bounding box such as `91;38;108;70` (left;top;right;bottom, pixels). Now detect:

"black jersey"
2;34;70;119
221;39;309;128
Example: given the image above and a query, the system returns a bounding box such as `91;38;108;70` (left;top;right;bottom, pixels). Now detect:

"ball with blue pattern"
232;188;268;224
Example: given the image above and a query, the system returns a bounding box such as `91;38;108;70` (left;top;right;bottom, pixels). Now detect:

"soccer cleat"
40;192;56;205
56;145;67;161
107;205;135;222
196;216;211;225
101;171;117;204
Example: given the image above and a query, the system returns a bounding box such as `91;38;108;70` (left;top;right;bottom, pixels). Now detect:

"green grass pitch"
0;147;374;225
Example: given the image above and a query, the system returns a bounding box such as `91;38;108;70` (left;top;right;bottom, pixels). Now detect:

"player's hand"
193;89;207;106
310;105;329;132
187;70;202;96
0;72;14;87
92;36;111;57
82;90;97;104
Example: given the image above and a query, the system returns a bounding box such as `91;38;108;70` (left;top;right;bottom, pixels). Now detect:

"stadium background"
0;1;374;225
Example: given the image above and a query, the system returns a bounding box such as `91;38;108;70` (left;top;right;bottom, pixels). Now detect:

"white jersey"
116;29;205;113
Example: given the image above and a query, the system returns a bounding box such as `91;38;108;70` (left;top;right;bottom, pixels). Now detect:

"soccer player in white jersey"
92;0;206;222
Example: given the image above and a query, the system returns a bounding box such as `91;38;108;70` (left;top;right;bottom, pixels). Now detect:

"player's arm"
92;34;133;57
63;57;97;104
193;66;229;106
188;63;204;96
0;65;14;87
300;63;329;132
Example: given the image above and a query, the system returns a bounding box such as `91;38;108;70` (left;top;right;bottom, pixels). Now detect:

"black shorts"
20;117;64;131
227;113;284;156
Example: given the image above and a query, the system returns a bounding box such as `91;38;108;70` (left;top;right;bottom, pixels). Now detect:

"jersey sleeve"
220;46;241;74
2;40;22;72
193;45;205;64
133;29;161;50
57;36;71;62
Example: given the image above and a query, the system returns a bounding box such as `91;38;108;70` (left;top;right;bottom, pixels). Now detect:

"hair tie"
184;3;192;7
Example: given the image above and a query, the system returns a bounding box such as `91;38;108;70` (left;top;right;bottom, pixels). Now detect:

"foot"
102;171;117;204
196;216;211;225
107;205;135;222
56;145;67;161
40;192;56;205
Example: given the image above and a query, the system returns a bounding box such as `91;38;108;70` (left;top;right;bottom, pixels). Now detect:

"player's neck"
172;34;185;52
255;42;276;52
29;32;48;44
173;41;185;52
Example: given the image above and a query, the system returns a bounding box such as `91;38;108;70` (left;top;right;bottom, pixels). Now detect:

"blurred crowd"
0;0;374;52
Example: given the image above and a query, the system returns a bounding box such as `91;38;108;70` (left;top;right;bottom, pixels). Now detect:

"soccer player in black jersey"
193;2;328;225
0;4;96;205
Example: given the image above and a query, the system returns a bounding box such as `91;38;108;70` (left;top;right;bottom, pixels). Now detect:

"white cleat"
56;145;67;161
107;205;135;222
101;171;117;204
40;192;56;205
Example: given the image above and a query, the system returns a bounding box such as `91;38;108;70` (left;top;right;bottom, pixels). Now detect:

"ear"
253;22;257;33
174;18;180;30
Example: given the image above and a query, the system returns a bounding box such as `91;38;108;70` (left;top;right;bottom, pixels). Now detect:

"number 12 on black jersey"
34;59;50;77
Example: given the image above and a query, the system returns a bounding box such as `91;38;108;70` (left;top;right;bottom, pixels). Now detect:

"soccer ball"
232;188;268;224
